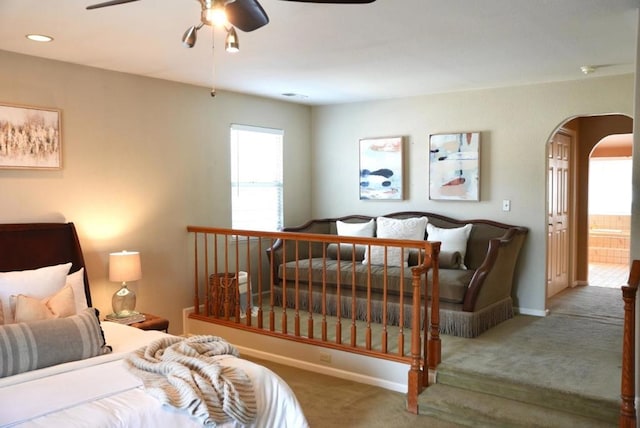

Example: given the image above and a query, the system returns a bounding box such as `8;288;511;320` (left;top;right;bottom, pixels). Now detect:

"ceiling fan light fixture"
225;27;239;53
182;25;199;48
202;0;228;27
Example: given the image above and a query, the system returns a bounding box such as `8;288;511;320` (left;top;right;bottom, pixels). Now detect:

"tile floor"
588;262;629;288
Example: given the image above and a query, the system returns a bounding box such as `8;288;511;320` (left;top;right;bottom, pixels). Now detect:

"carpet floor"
248;285;625;427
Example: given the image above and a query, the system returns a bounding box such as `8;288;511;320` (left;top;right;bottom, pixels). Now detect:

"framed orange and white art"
429;132;480;201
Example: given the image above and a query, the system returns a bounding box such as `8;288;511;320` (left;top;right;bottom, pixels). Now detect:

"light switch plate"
502;199;511;211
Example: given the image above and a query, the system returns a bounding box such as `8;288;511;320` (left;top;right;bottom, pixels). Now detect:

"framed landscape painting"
0;103;62;169
429;132;480;201
359;136;404;200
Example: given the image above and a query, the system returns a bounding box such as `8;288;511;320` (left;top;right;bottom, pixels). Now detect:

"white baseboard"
514;307;547;317
235;346;407;393
183;306;409;393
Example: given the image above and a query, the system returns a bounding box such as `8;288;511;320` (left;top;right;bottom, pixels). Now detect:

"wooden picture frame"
359;136;404;200
0;103;62;170
429;132;480;201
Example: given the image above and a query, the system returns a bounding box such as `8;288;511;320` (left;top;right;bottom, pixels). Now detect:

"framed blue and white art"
359;136;404;200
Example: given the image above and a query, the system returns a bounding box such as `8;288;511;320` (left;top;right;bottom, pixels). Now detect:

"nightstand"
130;313;169;332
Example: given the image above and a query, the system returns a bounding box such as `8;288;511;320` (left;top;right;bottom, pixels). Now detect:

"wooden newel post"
428;243;441;370
619;260;639;428
407;263;426;414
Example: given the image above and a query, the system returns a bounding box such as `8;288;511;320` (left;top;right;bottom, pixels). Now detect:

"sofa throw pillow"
426;223;473;269
332;219;376;262
12;285;77;323
364;216;428;267
67;268;89;313
0;262;72;325
336;219;375;237
0;308;111;378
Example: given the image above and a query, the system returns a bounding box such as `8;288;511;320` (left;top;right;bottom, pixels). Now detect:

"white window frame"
230;124;284;231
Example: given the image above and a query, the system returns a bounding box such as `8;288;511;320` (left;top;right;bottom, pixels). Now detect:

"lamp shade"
109;251;142;283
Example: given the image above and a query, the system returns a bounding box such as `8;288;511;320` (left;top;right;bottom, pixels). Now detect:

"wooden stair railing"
187;225;441;414
620;259;639;428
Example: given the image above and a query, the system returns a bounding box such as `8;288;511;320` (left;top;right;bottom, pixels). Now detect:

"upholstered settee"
267;211;528;337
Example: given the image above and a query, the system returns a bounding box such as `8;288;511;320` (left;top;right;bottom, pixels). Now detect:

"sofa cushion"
427;223;473;269
327;243;367;262
364;216;428;267
279;258;473;303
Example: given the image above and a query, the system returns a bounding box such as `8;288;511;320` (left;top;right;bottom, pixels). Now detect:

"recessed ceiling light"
26;34;53;43
282;93;309;99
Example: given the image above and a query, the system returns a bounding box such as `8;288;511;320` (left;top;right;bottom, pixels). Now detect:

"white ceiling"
0;0;638;105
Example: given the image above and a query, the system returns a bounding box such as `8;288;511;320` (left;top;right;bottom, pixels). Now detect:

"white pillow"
336;219;375;237
364;217;428;267
67;268;89;313
426;223;473;269
0;263;72;325
12;285;77;323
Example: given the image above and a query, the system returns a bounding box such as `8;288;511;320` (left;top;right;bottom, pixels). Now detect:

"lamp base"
112;282;137;317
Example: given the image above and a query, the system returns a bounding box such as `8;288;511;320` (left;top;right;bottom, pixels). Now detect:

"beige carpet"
245;285;625;427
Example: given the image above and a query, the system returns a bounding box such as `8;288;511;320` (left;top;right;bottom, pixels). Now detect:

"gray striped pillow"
0;308;111;378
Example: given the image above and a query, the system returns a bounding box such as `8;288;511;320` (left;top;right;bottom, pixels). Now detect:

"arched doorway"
587;133;633;287
546;114;633;301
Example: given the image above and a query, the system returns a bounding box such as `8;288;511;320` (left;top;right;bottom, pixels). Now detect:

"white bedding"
0;322;308;427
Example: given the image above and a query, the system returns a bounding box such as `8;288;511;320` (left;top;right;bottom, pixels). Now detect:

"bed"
0;222;308;427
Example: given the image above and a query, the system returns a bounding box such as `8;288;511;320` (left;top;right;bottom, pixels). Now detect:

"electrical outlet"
319;352;331;364
502;199;511;212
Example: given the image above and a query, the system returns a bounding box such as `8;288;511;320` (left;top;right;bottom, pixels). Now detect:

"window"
230;124;284;231
588;157;632;215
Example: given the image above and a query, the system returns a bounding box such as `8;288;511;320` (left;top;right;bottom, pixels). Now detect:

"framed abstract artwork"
0;103;62;170
429;132;480;201
359;136;403;200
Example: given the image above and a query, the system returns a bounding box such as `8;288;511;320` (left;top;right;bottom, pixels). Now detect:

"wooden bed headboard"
0;223;92;307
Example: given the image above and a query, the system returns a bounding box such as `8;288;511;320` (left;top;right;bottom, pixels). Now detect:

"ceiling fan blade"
278;0;376;3
225;0;269;32
86;0;142;10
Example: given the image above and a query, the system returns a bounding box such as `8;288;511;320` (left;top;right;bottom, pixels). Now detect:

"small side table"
130;313;169;332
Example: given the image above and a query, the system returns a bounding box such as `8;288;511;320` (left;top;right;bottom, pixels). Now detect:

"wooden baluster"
294;240;300;337
307;241;314;340
335;247;343;345
620;260;639;427
194;233;201;316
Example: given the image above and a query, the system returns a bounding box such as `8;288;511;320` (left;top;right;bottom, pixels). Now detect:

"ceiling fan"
86;0;377;34
86;0;376;97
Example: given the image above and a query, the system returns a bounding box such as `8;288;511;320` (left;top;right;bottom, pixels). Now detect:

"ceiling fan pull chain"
211;32;216;97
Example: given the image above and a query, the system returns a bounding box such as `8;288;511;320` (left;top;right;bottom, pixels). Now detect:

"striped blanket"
126;335;257;426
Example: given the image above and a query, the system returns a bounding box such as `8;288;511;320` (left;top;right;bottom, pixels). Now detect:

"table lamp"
109;250;142;318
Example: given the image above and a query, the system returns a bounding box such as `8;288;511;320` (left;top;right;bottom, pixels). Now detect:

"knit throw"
126;335;257;426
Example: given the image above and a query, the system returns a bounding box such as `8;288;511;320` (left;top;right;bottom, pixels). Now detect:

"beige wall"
0;48;636;326
310;75;635;314
0;50;312;333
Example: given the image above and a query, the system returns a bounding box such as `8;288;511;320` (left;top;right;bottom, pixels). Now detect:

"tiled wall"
588;214;631;264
